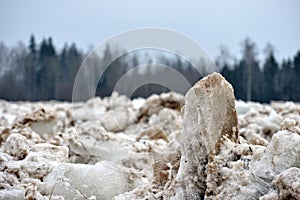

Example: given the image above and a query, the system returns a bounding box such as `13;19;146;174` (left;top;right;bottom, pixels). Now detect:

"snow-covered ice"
0;73;299;199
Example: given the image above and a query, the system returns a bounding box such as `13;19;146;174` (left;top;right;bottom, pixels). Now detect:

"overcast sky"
1;0;300;61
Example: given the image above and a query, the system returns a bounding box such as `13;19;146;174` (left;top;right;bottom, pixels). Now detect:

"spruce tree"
263;44;278;102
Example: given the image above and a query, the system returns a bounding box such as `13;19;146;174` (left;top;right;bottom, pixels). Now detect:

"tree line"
219;38;300;103
0;35;82;101
0;35;299;102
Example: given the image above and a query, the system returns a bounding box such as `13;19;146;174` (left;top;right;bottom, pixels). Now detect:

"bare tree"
241;38;257;101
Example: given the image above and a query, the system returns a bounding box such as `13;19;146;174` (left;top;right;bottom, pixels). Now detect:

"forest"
0;35;299;102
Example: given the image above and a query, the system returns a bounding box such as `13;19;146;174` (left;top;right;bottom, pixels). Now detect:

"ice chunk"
273;167;300;199
44;161;146;200
0;189;25;200
101;108;134;132
132;98;146;110
22;143;68;178
235;100;252;115
73;103;106;121
260;167;300;200
68;135;129;162
168;73;239;199
30;118;57;135
137;92;184;122
252;130;300;180
3;133;29;160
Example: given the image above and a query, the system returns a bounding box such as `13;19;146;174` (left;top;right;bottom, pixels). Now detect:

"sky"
1;0;300;61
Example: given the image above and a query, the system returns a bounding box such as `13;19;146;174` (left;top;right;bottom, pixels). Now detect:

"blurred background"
0;0;300;102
